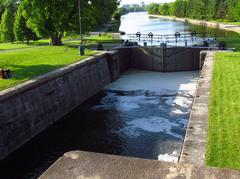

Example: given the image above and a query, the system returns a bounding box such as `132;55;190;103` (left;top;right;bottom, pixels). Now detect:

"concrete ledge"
180;51;215;165
40;150;240;179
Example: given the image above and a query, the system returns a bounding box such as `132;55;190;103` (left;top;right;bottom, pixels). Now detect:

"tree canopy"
14;2;37;44
0;0;119;45
148;0;240;22
0;7;14;42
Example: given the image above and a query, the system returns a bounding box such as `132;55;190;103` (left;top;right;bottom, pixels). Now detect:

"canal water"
0;12;238;179
120;12;239;46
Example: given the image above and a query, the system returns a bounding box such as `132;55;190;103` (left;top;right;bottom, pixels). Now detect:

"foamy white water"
121;116;186;139
158;151;179;163
105;70;198;93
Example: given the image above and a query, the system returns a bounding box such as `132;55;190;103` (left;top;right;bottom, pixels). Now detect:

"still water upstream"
0;12;238;179
120;12;238;38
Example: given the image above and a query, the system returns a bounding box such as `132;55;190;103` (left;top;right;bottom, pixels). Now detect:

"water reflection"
120;12;239;39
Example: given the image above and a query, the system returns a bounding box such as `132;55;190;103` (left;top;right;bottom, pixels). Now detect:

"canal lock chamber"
0;47;204;178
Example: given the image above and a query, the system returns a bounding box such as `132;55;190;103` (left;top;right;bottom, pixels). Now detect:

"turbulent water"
0;70;198;179
90;89;193;162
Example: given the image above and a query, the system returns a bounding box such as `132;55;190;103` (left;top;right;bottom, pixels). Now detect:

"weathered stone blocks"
0;52;119;159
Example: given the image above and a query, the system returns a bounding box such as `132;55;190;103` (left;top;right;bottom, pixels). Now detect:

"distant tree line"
113;5;146;21
0;0;119;45
148;0;240;22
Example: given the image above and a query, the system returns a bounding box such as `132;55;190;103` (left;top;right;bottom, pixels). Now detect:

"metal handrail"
125;32;209;43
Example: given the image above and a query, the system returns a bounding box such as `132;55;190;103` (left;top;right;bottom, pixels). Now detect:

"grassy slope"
0;46;95;91
0;34;121;91
206;52;240;170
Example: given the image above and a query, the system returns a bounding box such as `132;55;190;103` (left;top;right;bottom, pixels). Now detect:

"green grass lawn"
217;37;240;52
0;39;51;51
85;33;121;43
64;33;122;49
0;46;96;91
213;19;240;26
0;34;122;91
0;42;35;51
206;52;240;170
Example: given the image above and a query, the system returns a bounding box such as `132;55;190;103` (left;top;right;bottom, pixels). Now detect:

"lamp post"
78;0;91;56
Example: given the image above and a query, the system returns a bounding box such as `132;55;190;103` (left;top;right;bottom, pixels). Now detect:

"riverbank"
149;14;240;34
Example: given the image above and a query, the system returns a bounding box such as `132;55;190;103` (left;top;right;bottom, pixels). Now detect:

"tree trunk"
50;33;63;46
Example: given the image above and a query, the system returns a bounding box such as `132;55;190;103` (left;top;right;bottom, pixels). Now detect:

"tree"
113;7;128;21
215;0;228;19
21;0;79;45
172;0;187;17
159;3;170;15
228;0;240;21
21;0;118;46
0;0;16;18
0;8;15;42
14;3;37;44
148;3;160;14
90;0;118;28
207;0;216;20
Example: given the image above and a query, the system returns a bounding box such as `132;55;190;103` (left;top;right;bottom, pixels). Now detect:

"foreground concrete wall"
40;150;240;179
119;46;207;72
0;52;119;160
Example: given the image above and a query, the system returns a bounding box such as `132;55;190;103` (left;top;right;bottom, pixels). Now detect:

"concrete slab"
40;150;240;179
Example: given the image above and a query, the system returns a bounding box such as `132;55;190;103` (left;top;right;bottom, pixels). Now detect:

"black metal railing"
125;31;209;43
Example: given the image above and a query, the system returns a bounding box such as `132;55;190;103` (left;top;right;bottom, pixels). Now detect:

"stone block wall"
0;47;209;159
0;52;119;160
118;46;207;72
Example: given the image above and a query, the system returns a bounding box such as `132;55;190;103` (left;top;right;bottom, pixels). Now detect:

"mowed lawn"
0;39;50;51
0;46;96;91
0;42;35;51
206;52;240;170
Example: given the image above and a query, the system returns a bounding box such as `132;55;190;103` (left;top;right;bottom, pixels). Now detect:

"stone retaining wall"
0;52;119;160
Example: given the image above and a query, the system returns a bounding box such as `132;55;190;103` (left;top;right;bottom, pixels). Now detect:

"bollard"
143;42;147;47
0;69;11;79
0;68;3;79
97;43;104;50
6;69;12;78
79;44;85;56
